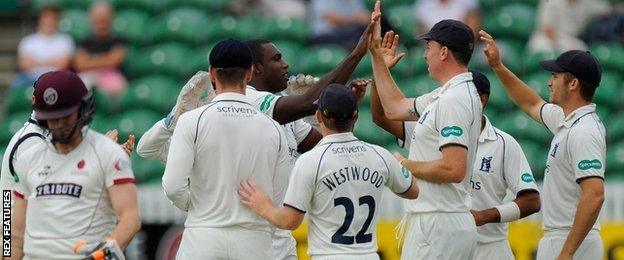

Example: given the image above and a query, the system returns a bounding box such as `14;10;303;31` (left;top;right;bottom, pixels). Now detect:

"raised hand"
349;78;371;104
380;31;406;69
121;135;135;155
479;30;502;68
353;1;381;57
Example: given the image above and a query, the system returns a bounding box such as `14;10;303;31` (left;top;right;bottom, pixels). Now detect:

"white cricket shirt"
405;72;482;213
162;92;290;233
13;129;135;259
540;103;606;232
284;132;413;256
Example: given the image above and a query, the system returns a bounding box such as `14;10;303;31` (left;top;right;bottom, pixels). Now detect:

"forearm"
402;159;463;183
371;52;414;120
561;192;603;255
107;211;141;249
490;63;544;120
136;120;172;163
259;206;298;230
274;52;364;123
475;191;540;225
371;83;404;138
9;235;23;260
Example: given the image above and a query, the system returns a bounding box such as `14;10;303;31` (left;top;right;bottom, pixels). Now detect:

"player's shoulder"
492;127;523;151
86;129;127;154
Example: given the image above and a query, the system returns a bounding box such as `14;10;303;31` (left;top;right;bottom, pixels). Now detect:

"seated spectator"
13;5;74;89
228;0;306;19
74;1;127;96
309;0;370;50
414;0;481;36
528;0;610;53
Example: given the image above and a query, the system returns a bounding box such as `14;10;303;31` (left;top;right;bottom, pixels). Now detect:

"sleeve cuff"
576;175;604;184
113;178;136;185
539;103;550;131
284;203;306;214
399;180;414;195
439;143;468;151
13;190;24;199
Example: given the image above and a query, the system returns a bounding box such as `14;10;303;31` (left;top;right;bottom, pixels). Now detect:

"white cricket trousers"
176;226;273;260
473;239;514;260
400;212;477;260
312;253;380;260
537;230;603;260
272;235;298;260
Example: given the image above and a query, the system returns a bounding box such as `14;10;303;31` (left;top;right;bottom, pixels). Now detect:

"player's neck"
435;65;468;87
215;85;246;95
54;135;84;154
559;96;591;118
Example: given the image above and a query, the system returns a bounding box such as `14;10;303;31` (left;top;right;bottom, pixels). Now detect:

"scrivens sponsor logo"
216;105;258;115
35;183;82;198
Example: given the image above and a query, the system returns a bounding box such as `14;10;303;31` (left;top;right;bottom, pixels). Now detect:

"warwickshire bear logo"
441;126;463;137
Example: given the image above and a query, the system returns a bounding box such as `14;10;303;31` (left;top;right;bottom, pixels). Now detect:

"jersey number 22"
332;196;375;245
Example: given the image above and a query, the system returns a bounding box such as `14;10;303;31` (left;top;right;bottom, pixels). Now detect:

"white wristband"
495;202;521;223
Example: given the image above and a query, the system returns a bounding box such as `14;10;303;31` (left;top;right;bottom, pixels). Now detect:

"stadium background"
0;0;622;259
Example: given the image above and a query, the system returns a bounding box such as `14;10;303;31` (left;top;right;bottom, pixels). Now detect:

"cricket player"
238;84;419;260
480;30;606;260
10;70;140;259
138;12;376;260
161;39;290;259
368;5;482;256
371;65;541;259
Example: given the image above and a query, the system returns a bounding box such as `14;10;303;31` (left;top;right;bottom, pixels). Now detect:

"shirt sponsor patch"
577;159;602;170
35;183;82;198
440;125;463;137
260;94;277;112
521;173;535;183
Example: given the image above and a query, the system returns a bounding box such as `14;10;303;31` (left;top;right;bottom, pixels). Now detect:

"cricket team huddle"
1;1;607;260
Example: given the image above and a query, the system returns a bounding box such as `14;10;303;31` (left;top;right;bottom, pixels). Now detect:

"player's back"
1;118;44;191
180;93;287;231
294;133;409;257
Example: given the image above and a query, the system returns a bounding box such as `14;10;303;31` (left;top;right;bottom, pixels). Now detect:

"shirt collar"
562;103;596;128
212;92;249;103
439;72;472;94
479;115;498;143
318;132;358;145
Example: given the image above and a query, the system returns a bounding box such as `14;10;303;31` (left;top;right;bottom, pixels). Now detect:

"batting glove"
73;239;125;260
287;74;319;95
164;71;216;129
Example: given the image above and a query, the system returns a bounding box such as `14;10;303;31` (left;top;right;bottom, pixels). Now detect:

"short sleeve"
283;155;316;213
569;127;606;182
11;152;31;199
292;119;313;145
249;91;281;119
413;89;438;116
380;149;413;194
503;137;539;195
104;143;135;188
436;93;475;150
540;103;564;134
397;121;417;151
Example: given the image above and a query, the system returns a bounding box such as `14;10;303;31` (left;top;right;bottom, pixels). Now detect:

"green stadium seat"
353;106;394;145
498;111;551;143
608;115;624;142
131;153;165;184
396;79;417;98
590;44;624;72
387;5;417;46
260;17;309;43
115;109;162;141
300;45;347;75
355;54;373;78
181;44;216;78
0;0;18;14
188;0;229;11
516;139;548;180
484;72;513;110
207;16;256;41
594;72;621;107
484;3;535;42
471;40;523;73
120;75;178;113
6;111;32;136
412;75;437;96
0;123;13;146
6;87;34;114
595;106;610;123
407;47;427;76
523;50;559;74
90;114;109;134
149;8;209;44
129;42;189;78
607;142;624;173
113;9;151;44
59;9;91;41
93;89;118;116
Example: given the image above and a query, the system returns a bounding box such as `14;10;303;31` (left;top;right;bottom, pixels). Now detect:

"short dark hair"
213;68;248;87
40;5;61;17
563;73;596;102
245;39;271;64
450;49;471;66
319;112;357;132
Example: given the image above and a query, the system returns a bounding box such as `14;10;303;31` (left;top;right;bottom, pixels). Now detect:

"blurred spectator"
309;0;370;50
583;11;624;46
12;6;74;89
414;0;481;35
528;0;610;53
74;1;127;96
228;0;307;18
